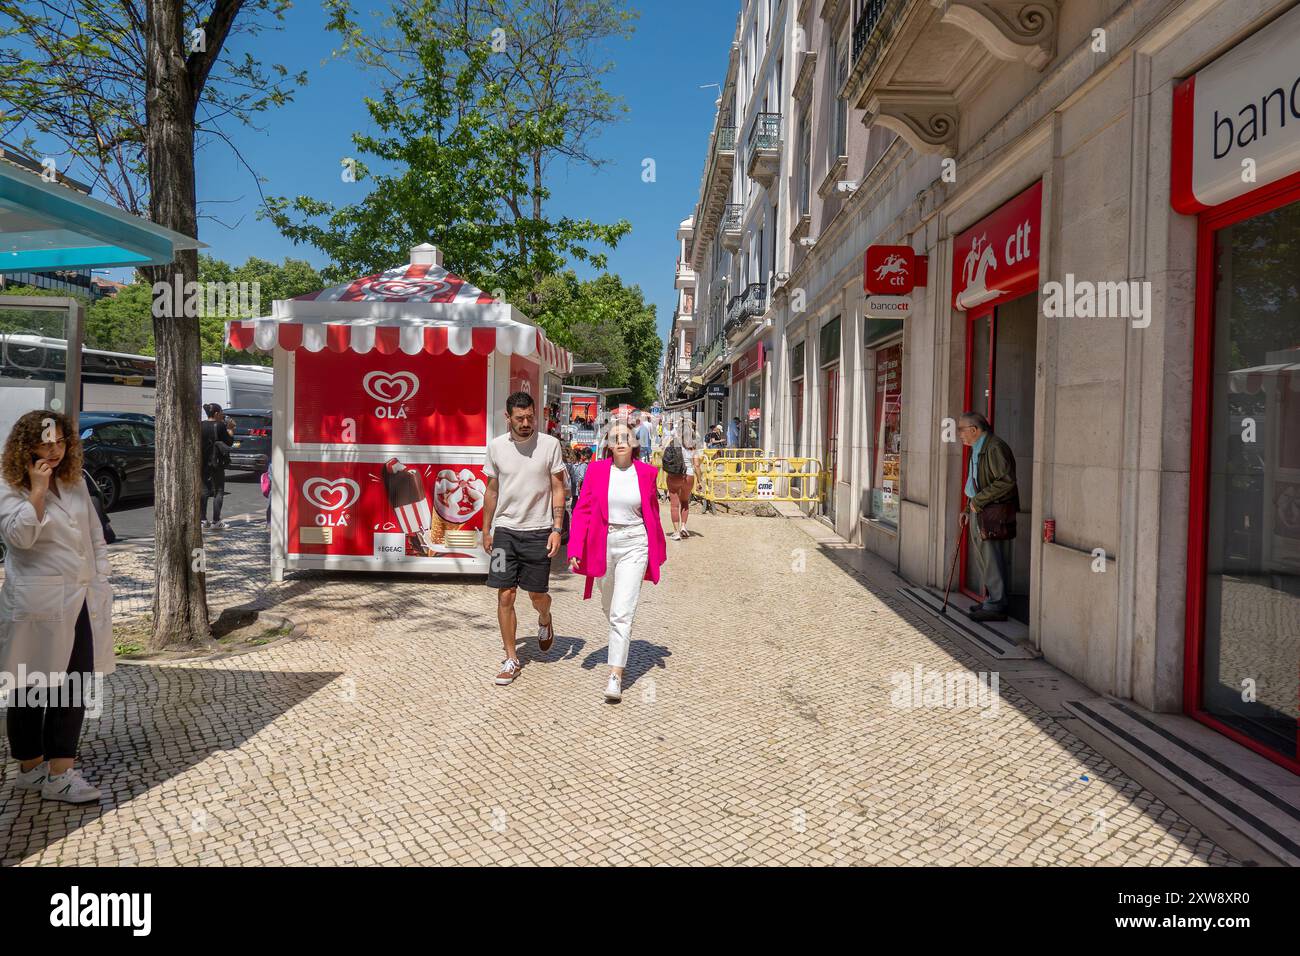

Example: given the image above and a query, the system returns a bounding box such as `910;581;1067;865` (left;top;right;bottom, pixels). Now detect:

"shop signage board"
951;180;1043;311
293;348;488;447
706;383;729;399
1171;3;1300;213
864;294;912;318
731;340;765;384
864;245;917;294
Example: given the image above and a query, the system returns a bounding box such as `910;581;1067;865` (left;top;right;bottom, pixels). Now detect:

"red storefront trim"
1184;167;1300;776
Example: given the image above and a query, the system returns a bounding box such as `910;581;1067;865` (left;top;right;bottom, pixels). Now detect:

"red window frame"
1184;166;1300;776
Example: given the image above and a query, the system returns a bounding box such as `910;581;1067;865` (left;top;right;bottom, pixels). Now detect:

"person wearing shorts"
665;438;699;540
482;392;568;686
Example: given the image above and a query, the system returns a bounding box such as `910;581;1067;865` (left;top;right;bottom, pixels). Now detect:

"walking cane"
939;512;969;617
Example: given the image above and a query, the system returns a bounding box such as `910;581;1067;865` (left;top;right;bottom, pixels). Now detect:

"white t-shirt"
483;431;565;531
607;462;642;525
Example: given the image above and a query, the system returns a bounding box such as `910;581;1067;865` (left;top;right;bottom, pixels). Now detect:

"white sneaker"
41;768;102;804
14;763;47;792
201;520;210;529
210;520;225;530
604;673;622;702
669;531;682;541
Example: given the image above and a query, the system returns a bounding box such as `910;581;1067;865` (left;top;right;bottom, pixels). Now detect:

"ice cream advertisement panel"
292;348;489;446
287;459;487;558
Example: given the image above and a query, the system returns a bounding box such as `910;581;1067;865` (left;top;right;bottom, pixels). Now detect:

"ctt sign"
1171;3;1300;213
864;245;917;295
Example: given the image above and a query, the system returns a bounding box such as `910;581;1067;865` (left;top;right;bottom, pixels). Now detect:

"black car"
79;413;155;510
223;408;272;472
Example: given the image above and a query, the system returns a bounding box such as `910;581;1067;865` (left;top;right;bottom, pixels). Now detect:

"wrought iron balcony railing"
747;112;781;152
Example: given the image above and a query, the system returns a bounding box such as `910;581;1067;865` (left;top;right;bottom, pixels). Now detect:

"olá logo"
362;371;419;419
302;477;361;527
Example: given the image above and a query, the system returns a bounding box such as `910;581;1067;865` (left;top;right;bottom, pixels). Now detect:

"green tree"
519;271;660;408
269;6;629;301
86;284;155;355
324;0;637;294
0;0;305;648
198;254;321;363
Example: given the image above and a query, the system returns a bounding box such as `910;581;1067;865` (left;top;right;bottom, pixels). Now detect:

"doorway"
960;293;1037;623
822;362;839;521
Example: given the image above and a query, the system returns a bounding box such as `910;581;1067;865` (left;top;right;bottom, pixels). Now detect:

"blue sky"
150;0;740;347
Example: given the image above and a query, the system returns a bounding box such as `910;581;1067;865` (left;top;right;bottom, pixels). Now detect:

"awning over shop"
1228;361;1300;394
225;245;573;373
0;151;202;271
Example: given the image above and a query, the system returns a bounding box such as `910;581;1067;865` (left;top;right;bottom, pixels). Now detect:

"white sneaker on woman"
604;673;622;702
14;763;47;791
42;768;102;804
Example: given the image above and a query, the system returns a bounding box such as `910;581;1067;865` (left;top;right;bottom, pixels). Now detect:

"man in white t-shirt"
482;392;568;686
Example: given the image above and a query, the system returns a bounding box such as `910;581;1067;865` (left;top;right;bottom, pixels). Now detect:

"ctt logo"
302;477;361;528
362;370;419;419
50;886;151;936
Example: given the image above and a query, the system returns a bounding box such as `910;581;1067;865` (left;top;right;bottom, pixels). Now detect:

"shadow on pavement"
0;663;342;866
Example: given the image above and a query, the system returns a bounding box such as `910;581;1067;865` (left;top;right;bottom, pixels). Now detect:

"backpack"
661;443;686;475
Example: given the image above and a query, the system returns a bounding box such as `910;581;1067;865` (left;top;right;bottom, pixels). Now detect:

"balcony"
724;283;767;342
745;112;782;190
690;114;737;271
720;203;743;253
842;0;1059;158
674;256;696;289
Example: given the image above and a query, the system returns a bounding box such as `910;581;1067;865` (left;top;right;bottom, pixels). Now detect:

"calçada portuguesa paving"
0;508;1237;866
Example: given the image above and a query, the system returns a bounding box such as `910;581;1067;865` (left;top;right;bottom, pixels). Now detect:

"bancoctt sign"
1171;3;1300;213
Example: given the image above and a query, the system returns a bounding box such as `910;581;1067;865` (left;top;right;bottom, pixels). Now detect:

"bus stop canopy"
0;151;202;272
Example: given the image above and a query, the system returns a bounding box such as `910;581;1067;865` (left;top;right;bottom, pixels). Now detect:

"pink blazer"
567;458;667;600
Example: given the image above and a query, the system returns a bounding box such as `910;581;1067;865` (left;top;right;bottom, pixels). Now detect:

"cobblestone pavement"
0;508;1238;866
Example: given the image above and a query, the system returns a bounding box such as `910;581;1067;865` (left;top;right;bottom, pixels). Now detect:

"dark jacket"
201;419;233;473
970;432;1019;513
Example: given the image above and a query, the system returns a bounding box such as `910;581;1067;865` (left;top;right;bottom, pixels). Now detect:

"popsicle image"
382;458;441;553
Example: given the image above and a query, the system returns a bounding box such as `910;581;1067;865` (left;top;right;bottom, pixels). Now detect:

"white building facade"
675;0;1300;777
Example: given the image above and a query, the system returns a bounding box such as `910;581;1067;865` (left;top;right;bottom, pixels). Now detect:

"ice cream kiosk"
224;244;573;580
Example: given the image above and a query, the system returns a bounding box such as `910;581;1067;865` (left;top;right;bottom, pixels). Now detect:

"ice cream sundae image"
433;468;486;525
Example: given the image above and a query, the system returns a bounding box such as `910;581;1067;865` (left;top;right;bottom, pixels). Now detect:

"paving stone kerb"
0;510;1235;866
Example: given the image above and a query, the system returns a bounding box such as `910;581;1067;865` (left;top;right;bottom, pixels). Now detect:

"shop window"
744;373;762;447
870;343;902;527
819;316;840;366
1195;195;1300;769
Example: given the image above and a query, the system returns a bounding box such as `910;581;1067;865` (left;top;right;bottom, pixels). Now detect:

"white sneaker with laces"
14;763;47;792
669;531;681;541
42;768;102;804
604;672;622;702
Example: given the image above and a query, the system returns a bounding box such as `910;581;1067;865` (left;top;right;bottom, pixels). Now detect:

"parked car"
79;412;155;510
223;408;272;473
86;410;154;425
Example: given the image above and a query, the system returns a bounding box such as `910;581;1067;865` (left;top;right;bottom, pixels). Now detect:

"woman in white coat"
0;409;113;803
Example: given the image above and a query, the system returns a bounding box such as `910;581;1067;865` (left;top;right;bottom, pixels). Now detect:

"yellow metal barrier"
694;450;827;503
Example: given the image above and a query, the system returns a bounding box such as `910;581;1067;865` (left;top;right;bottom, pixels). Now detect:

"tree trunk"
144;0;209;648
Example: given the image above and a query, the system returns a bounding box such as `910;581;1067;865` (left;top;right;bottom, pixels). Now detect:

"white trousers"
599;524;649;668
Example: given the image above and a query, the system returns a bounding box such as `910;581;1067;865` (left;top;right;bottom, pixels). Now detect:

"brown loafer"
538;618;554;653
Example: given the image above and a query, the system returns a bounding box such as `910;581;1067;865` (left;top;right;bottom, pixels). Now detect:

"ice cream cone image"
428;508;447;545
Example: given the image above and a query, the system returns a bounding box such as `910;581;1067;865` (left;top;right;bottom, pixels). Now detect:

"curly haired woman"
0;409;114;803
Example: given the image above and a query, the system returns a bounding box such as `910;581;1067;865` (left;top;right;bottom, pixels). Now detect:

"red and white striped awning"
223;245;573;374
1228;362;1300;394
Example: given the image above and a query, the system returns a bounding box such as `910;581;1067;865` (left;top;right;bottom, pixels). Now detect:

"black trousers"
202;466;226;522
6;602;95;762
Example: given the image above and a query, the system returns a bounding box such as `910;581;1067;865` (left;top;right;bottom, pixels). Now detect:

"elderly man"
958;411;1019;622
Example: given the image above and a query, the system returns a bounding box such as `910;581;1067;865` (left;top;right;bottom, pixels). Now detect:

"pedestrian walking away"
958;411;1019;622
482;392;568;685
726;417;740;449
661;433;699;539
567;422;667;702
0;410;114;804
200;403;235;529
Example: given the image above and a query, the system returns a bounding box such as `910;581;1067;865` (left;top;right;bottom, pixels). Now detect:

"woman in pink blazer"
567;422;667;702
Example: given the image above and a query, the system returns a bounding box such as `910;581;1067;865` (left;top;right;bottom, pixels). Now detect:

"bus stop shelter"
0;150;200;434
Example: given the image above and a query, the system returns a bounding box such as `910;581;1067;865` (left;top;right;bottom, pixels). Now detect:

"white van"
201;363;274;412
